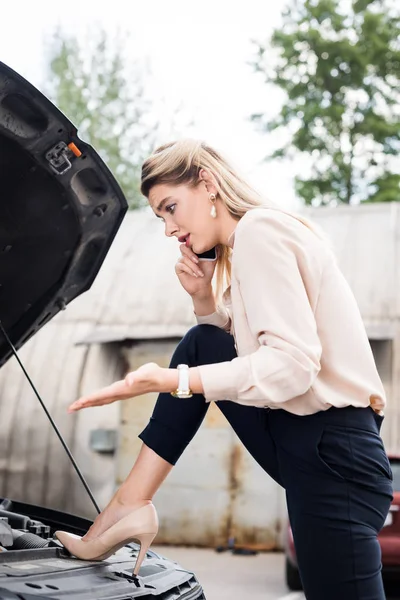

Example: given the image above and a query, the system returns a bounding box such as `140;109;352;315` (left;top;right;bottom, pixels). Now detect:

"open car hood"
0;64;206;600
0;61;128;368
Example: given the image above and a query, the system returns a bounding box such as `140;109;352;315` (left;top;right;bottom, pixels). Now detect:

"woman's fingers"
179;243;199;262
176;256;204;278
68;364;161;413
179;244;204;272
68;380;131;412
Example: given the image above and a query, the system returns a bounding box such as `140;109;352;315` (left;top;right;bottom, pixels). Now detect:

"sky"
0;0;301;209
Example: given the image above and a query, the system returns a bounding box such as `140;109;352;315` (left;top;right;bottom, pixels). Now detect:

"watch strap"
171;364;193;398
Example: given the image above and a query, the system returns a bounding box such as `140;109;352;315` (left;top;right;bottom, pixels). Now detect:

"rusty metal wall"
1;203;398;544
388;328;400;454
305;203;400;453
118;338;396;549
118;340;283;549
369;340;394;451
0;316;124;519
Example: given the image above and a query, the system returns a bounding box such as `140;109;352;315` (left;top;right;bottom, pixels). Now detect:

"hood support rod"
0;321;101;516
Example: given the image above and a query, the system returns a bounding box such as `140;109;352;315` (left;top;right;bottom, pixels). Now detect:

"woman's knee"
175;325;236;366
184;324;232;345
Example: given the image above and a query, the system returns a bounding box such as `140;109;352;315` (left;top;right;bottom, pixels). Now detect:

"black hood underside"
0;62;128;367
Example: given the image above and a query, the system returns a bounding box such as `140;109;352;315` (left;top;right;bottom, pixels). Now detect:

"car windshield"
390;460;400;492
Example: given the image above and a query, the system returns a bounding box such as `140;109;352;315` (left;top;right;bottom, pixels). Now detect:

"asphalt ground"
153;546;400;600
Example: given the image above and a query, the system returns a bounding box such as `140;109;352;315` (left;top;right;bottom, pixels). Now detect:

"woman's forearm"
159;367;204;395
192;290;216;317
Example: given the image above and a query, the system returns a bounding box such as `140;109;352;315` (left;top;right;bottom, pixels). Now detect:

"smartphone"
196;247;217;261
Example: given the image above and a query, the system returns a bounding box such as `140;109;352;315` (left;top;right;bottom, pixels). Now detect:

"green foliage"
44;29;158;209
251;0;400;205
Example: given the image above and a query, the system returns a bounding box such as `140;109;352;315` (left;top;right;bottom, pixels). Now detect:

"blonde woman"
57;140;393;600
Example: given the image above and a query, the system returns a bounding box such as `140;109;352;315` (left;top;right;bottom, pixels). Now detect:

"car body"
285;455;400;591
0;61;205;599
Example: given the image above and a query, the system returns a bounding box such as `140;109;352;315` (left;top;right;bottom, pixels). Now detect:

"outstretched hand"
68;363;164;413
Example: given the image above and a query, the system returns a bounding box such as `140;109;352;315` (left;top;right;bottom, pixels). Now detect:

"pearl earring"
209;193;217;218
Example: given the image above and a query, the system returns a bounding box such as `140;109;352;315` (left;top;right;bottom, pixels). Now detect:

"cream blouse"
195;208;386;415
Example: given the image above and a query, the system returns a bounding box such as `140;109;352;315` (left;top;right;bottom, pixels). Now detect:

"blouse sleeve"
195;305;231;333
197;212;325;405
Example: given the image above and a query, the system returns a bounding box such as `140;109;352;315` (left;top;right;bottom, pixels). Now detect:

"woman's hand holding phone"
175;244;217;299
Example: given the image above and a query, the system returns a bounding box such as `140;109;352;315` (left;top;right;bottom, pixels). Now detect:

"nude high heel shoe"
55;503;158;576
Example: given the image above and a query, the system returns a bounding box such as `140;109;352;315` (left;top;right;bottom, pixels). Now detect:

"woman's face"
148;181;219;253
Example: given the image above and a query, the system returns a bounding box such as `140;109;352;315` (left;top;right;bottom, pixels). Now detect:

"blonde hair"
141;139;329;300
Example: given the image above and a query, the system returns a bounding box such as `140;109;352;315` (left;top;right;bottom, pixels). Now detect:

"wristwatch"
171;364;193;398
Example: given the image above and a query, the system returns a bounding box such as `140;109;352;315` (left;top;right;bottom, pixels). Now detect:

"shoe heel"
132;532;157;576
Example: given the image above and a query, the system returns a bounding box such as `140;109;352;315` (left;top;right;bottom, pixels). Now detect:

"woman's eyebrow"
156;196;173;212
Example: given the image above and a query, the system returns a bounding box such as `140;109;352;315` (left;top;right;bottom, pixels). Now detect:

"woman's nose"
165;222;178;237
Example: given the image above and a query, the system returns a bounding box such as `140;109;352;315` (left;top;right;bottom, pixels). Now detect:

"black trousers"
139;325;394;600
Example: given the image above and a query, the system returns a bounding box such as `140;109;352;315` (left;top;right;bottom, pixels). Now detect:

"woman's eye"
166;204;176;215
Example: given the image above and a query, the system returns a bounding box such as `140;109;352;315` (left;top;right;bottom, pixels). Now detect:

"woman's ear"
199;169;218;195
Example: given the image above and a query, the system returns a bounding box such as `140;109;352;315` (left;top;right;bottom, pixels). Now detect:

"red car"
285;455;400;591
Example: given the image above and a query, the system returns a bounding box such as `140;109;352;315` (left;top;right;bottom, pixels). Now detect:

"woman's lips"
178;234;191;247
